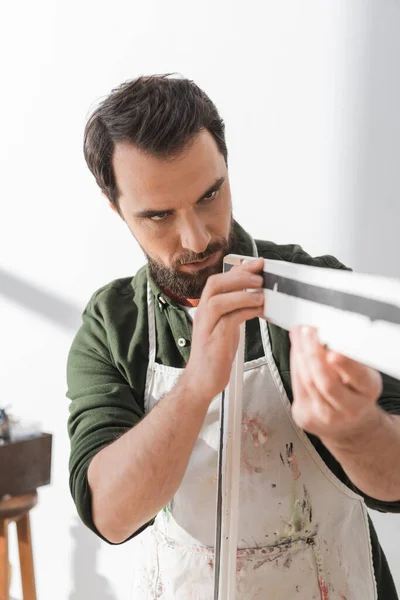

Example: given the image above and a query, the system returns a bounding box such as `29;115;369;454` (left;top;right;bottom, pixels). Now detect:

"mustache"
173;241;227;268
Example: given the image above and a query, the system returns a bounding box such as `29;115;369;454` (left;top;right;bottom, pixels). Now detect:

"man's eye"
203;190;217;202
150;213;169;222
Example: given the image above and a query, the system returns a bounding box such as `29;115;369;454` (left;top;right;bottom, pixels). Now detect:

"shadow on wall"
351;4;400;593
69;519;117;600
350;2;400;278
0;267;82;330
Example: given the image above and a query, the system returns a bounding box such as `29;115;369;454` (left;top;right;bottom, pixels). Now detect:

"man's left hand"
289;326;383;447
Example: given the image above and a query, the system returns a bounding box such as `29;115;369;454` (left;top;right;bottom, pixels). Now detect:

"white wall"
1;1;399;598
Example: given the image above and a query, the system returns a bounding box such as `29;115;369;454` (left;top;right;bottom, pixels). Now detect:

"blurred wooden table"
0;432;52;600
0;492;38;600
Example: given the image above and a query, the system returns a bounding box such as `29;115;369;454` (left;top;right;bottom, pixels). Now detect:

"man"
67;75;400;599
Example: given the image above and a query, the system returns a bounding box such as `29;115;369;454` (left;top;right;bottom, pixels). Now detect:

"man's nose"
180;215;211;254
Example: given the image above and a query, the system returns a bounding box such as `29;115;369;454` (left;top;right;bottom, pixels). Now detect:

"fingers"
201;258;264;301
292;327;356;414
223;304;266;330
290;346;336;430
289;326;382;432
326;351;383;398
197;258;264;333
240;257;265;274
209;289;264;316
299;327;382;403
200;290;264;334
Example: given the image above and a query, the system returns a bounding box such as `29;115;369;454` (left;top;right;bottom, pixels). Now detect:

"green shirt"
67;221;400;598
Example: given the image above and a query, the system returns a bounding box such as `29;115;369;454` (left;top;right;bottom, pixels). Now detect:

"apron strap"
144;281;157;411
250;236;272;360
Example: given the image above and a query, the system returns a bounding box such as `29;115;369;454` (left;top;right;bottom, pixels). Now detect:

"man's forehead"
113;131;227;206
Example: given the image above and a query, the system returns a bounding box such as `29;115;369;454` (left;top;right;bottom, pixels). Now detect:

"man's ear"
101;192;118;214
101;192;123;218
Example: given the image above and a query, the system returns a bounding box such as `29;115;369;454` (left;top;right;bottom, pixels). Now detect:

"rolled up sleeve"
67;298;144;540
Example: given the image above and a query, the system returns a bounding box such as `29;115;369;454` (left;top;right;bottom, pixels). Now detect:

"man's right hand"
87;257;265;543
183;257;265;401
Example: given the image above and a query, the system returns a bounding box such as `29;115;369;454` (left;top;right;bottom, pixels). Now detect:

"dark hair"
83;74;228;209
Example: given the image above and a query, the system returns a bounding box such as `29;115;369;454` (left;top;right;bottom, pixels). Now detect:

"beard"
146;222;237;300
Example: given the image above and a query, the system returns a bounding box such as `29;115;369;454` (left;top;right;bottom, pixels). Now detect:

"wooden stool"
0;492;38;600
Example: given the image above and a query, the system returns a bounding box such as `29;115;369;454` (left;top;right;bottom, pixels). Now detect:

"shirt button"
160;296;167;305
178;338;187;348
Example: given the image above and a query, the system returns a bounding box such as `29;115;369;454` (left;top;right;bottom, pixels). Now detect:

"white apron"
131;241;377;600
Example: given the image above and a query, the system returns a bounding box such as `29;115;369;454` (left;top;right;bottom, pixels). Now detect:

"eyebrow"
133;176;226;219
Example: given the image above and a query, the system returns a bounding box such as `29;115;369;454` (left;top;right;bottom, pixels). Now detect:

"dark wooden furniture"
0;433;52;599
0;492;38;600
0;434;52;497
